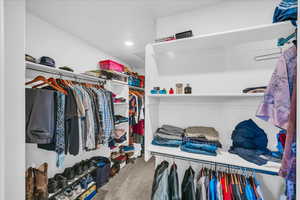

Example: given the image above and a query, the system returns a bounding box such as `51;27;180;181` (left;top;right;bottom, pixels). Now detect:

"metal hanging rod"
26;62;106;84
254;49;282;62
151;152;278;176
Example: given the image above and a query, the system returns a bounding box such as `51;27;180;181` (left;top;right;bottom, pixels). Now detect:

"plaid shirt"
91;88;114;144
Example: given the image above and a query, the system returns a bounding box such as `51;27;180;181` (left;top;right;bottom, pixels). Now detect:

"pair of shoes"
48;173;68;194
25;163;48;200
110;163;120;177
63;167;75;181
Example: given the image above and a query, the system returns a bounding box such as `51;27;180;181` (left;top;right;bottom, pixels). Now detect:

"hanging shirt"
221;176;232;200
216;181;223;200
168;163;180;200
209;177;217;200
151;161;169;200
77;86;96;150
256;46;296;130
181;167;196;200
55;92;65;168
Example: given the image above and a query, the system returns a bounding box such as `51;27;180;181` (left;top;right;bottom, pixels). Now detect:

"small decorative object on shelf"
159;88;167;94
175;83;183;94
169;88;174;94
175;30;193;40
184;84;192;94
151;87;160;94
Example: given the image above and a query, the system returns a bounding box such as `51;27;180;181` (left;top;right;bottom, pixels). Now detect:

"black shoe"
73;163;83;176
54;174;68;188
63;167;75;180
48;178;58;194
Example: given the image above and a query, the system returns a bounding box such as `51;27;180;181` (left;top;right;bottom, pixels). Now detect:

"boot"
25;167;34;200
33;163;48;200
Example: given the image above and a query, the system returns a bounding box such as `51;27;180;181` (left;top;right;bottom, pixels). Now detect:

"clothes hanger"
277;30;297;47
26;75;67;94
32;77;67;95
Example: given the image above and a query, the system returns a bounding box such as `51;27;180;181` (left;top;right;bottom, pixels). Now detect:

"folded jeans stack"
152;125;183;147
181;142;217;156
181;126;221;156
184;126;222;147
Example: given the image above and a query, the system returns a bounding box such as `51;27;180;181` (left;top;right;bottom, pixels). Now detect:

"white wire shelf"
26;62;106;83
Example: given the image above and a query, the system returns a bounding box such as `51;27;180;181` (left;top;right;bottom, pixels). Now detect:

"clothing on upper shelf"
256;45;297;200
242;86;267;94
180;142;217;156
115;115;128;124
26;80;115;168
109;128;127;148
184;126;222;148
152;125;221;156
273;0;298;26
152;125;184;148
112;93;127;103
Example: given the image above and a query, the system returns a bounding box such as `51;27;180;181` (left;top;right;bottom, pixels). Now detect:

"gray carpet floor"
95;157;155;200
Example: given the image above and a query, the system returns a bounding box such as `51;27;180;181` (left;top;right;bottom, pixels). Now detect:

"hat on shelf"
39;56;56;68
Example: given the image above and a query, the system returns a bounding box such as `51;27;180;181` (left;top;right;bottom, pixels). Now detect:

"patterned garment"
55;93;65;168
92;88;114;145
256;46;296;130
77;86;96;150
256;46;297;200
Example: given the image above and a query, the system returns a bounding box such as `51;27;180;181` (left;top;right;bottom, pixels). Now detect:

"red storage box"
99;60;124;72
138;75;145;88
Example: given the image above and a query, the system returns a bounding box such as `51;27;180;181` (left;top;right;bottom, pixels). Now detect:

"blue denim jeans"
180;145;217;156
229;147;268;166
152;136;182;148
183;142;217;153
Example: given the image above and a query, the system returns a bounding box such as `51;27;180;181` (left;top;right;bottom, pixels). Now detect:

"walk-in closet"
0;0;299;200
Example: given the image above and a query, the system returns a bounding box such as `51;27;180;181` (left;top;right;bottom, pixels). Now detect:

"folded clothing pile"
112;93;126;103
229;119;281;166
109;129;127;148
181;126;221;156
152;125;183;147
115;115;128;124
180;142;217;156
183;126;222;148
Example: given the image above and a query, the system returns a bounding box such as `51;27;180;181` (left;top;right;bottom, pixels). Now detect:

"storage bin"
128;76;140;87
138;75;145;88
99;60;124;72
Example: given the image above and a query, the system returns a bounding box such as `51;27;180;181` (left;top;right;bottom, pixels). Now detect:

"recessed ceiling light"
124;41;134;46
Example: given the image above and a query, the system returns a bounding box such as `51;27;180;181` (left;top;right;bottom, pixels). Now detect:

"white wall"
26;12;130;73
0;0;4;199
132;66;145;75
3;0;25;199
156;0;275;38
